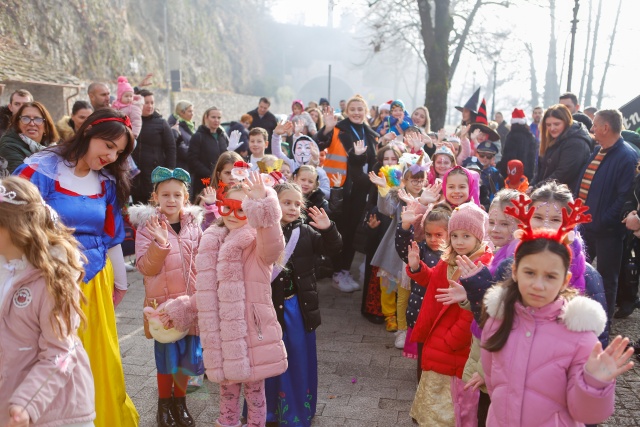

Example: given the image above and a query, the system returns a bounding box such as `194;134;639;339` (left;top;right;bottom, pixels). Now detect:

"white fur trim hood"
483;284;607;336
127;204;203;228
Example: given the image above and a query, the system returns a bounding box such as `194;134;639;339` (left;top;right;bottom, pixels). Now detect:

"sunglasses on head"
218;198;247;220
477;152;495;159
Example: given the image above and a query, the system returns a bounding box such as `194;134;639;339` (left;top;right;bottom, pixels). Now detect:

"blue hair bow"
151;167;191;185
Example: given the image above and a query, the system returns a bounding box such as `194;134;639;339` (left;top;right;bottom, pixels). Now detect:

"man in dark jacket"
577;109;638;326
0;89;33;136
559;92;593;132
130;89;176;204
247;97;278;152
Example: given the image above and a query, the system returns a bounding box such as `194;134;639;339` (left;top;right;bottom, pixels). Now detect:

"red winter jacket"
408;249;493;377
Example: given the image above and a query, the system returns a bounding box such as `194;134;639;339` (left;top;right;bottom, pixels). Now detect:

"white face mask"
294;138;313;165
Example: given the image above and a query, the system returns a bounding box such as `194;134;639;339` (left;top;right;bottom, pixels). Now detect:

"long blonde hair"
0;177;86;338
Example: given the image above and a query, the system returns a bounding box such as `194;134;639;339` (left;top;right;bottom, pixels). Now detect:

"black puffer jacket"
395;224;442;328
497;123;538;181
131;111;176;204
535;122;592;190
187;125;229;200
272;220;342;332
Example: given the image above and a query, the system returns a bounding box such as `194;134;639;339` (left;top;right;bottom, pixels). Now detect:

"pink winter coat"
481;285;614;427
0;255;95;426
112;95;143;137
129;205;203;338
165;189;287;384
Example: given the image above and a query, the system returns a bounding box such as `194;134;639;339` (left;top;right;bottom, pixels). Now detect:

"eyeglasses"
19;116;44;126
409;179;426;186
218;199;247;220
477;153;495;159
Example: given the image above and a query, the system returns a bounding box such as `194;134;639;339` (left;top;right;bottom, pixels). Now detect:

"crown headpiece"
504;194;591;248
0;184;27;205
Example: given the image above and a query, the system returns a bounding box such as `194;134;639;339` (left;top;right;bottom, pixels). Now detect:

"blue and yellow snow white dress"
15;150;139;427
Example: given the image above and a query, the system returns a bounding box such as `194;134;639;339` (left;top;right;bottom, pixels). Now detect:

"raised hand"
294;120;305;135
323;107;337;130
401;206;417;227
463;372;485;391
459;124;471;138
353;140;367;156
201;186;217;206
407;241;421;271
397;188;416;205
138;73;154;87
330;173;343;187
437;128;446;143
455;255;484;279
229;130;241;148
380;131;396;145
421;133;433;148
405;133;422;151
146;216;168;246
470;128;482;142
419;182;442;205
368;171;388;188
584;335;635;382
368;213;381;229
274;121;294;136
435;280;468;305
308;206;331;230
243;170;267;200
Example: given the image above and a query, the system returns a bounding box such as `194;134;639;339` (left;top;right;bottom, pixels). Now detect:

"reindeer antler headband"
504;194;592;251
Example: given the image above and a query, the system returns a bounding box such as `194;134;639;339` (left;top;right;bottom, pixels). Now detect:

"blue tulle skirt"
154;335;204;375
265;295;318;426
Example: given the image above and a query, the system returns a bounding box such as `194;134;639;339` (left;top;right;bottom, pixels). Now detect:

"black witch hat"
455;87;481;115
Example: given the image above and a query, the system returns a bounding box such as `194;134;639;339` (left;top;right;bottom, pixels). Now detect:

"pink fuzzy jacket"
129;205;202;337
481;285;614;426
165;189;287;384
0;256;95;426
112;95;143;137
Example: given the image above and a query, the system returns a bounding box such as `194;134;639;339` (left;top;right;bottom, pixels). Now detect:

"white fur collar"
483;284;606;336
128;204;203;228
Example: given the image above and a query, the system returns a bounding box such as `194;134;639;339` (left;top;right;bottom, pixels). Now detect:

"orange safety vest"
324;129;348;187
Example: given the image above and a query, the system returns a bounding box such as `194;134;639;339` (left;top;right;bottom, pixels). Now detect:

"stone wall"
0;82;269;125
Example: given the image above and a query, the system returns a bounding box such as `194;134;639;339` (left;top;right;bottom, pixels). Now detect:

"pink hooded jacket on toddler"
0;254;95;427
164;188;288;384
481;284;614;427
112;76;143;137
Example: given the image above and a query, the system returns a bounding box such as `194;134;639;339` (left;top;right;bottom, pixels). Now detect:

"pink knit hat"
448;202;487;242
116;76;134;102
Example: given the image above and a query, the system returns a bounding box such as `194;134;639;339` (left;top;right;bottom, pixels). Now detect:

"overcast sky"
270;0;638;113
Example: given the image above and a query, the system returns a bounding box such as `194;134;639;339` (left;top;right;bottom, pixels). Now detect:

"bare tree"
596;0;622;109
525;43;540;110
584;0;603;106
578;0;593;103
364;0;509;129
543;0;560;107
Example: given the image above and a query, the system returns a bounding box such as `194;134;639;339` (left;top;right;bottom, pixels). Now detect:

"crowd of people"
0;77;639;427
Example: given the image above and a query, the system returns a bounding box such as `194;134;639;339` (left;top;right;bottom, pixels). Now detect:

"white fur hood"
483;284;607;336
127;204;203;228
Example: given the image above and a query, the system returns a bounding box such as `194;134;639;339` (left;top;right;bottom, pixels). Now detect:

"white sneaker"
341;270;360;291
394;330;407;349
332;272;354;293
125;263;135;272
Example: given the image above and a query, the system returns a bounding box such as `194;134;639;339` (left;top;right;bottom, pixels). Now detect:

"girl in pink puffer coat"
162;171;287;427
480;197;635;427
129;166;204;427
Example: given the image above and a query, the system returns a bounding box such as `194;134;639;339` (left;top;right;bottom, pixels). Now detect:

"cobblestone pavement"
118;254;640;426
